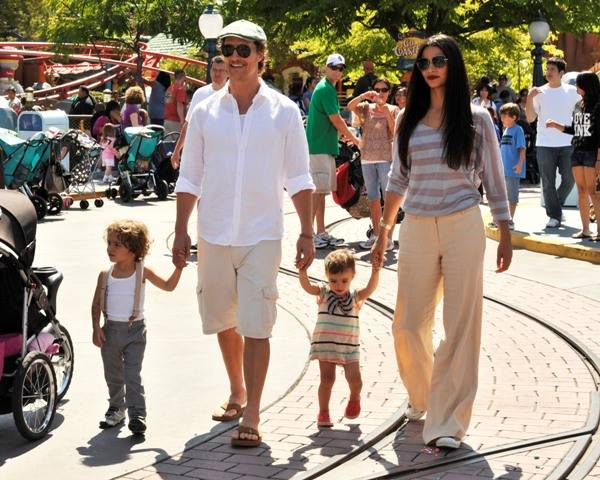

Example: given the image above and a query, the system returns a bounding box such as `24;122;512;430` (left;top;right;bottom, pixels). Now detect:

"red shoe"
317;411;333;428
345;399;361;419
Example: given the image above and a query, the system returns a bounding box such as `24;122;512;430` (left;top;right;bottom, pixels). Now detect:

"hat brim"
218;33;265;43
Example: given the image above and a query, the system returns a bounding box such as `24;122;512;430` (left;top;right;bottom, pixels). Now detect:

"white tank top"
105;266;145;322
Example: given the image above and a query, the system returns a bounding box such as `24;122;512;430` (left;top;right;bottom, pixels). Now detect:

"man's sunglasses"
328;64;345;72
416;56;448;71
373;87;390;93
221;44;252;58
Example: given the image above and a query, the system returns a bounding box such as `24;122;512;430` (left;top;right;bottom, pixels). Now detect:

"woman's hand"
496;234;513;273
370;235;387;269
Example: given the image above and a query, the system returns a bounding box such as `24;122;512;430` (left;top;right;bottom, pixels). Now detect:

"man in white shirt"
171;56;228;169
172;20;315;447
526;57;580;227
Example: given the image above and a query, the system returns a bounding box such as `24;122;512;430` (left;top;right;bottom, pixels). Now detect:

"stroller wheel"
31;195;47;220
52;324;75;401
156;179;169;200
106;188;118;199
47;193;63;215
80;199;89;210
12;352;57;441
94;199;104;208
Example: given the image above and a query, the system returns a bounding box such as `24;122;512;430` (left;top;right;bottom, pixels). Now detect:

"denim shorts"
361;162;391;201
571;150;597;168
504;176;520;204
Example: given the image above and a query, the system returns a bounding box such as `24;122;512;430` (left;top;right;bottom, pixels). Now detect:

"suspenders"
99;261;144;325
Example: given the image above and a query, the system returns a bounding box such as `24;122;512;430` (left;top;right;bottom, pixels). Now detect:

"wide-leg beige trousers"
393;205;485;445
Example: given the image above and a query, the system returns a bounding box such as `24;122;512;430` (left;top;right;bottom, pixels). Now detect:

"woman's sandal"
344;399;361;419
231;425;262;448
572;231;593;239
211;402;245;422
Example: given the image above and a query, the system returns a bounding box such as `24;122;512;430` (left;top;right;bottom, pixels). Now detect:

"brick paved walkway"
118;204;600;480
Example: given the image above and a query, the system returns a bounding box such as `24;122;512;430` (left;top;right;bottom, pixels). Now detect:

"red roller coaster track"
0;41;207;100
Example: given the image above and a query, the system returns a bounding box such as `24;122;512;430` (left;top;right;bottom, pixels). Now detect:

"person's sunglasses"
221;44;252;58
373;87;390;93
328;64;345;72
416;55;448;71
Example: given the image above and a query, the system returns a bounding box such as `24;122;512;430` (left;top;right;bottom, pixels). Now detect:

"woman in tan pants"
371;35;513;449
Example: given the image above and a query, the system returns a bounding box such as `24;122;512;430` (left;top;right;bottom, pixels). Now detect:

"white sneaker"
101;406;126;427
545;218;560;228
386;238;394;251
313;233;329;249
359;235;377;250
508;220;515;230
561;214;566;222
320;232;344;247
435;437;461;449
405;404;425;421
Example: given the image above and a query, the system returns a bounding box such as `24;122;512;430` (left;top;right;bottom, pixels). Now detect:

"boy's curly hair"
324;249;355;275
105;220;151;261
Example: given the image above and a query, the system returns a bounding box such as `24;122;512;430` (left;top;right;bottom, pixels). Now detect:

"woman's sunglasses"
416;56;448;71
373;87;390;93
221;44;252;58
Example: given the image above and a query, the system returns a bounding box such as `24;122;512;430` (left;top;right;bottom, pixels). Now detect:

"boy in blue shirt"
499;103;526;229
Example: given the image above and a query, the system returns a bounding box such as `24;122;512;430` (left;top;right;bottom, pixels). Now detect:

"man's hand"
528;87;541;100
513;164;523;174
295;236;315;270
545;119;561;130
172;231;191;268
92;326;106;348
171;148;181;170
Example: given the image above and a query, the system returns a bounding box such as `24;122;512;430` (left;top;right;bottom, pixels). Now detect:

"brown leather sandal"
211;402;245;422
230;425;262;448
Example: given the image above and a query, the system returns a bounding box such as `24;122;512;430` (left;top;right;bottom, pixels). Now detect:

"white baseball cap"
326;53;345;67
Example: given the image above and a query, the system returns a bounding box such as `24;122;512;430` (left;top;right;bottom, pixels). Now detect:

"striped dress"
309;285;361;365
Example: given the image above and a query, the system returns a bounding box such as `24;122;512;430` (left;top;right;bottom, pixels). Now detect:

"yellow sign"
394;34;426;59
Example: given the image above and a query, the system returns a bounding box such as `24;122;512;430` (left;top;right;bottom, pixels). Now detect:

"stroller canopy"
0;190;37;266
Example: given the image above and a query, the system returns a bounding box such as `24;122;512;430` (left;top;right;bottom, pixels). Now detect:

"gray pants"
536;146;575;221
101;320;147;418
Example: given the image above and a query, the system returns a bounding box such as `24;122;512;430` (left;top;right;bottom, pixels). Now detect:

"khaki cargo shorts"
309;154;336;194
196;238;281;339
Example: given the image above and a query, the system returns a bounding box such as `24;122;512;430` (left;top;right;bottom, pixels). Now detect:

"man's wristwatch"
379;220;392;231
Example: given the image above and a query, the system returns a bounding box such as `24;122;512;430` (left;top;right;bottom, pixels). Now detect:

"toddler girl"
299;249;380;427
100;123;117;183
91;220;183;435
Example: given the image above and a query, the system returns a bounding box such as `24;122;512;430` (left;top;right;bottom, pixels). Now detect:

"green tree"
43;0;207;85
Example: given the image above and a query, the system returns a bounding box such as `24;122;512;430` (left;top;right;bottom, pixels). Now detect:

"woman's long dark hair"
397;34;474;170
576;72;600;112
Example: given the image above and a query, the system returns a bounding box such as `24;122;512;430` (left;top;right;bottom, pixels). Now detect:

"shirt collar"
217;78;273;106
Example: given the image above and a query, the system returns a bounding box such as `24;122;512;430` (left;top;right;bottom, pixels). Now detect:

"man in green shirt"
306;53;360;248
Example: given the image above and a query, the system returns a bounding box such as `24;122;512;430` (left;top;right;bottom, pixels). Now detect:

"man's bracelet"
299;233;313;240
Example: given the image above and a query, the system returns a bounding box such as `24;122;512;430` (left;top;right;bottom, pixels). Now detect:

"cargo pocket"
312;172;330;192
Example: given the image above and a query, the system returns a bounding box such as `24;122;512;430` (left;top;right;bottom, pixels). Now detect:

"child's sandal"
345;399;361;419
317;410;333;428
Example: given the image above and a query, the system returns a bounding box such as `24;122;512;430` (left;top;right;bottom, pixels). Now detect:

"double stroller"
107;125;176;203
0;190;74;440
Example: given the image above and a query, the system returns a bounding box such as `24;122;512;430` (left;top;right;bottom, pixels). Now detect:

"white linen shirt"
186;84;218;122
175;79;315;247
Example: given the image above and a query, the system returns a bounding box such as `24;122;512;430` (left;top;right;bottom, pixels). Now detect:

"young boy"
499;103;527;229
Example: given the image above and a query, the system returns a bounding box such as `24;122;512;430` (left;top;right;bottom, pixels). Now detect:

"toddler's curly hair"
324;249;355;275
105;220;151;261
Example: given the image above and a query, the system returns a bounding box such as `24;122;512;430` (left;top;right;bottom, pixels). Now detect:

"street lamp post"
198;4;223;84
528;15;550;87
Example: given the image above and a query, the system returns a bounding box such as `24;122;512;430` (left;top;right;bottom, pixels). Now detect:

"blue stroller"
107;125;170;203
0;190;74;440
0;128;61;220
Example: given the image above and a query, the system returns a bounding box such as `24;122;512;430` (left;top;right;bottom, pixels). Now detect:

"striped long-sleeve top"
387;106;510;222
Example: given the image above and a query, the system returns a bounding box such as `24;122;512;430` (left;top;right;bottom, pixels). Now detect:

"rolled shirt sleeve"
476;110;510;222
174;108;204;198
386;113;409;196
284;108;315;197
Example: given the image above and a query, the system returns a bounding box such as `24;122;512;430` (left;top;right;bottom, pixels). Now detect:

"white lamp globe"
529;18;550;44
198;5;223;40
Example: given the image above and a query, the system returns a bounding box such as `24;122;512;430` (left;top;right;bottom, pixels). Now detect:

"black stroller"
0;190;74;440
